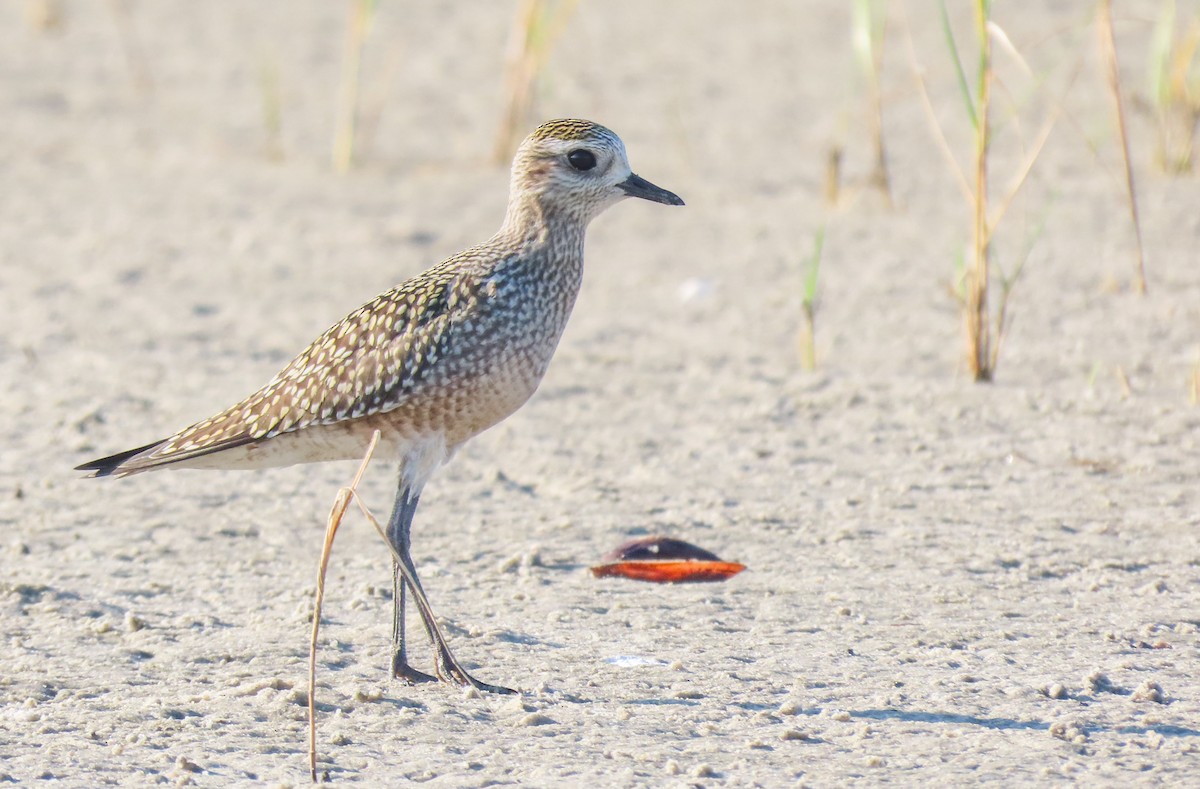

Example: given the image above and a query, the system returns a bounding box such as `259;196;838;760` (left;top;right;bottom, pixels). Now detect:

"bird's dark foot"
391;652;438;685
436;650;516;694
446;668;516;696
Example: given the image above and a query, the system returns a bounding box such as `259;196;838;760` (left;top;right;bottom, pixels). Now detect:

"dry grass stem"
24;0;63;32
1097;0;1148;294
987;50;1083;232
853;0;893;205
493;0;578;164
966;1;994;382
1114;365;1133;399
309;430;382;783
1149;1;1200;172
909;1;1059;381
901;7;973;204
333;0;378;173
823;145;843;205
798;226;826;372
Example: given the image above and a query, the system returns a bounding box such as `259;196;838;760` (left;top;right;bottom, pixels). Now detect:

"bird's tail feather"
74;439;168;478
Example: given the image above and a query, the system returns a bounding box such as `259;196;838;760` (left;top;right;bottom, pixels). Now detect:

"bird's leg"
385;485;436;685
385;482;515;695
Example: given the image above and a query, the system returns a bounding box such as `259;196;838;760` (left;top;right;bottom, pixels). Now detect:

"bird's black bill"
618;173;684;206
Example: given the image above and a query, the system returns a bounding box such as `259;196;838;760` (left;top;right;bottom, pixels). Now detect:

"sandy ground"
3;1;1200;786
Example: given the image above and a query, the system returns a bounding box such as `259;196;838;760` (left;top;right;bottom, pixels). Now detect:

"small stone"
777;699;801;716
1137;579;1167;595
1049;720;1087;743
1131;681;1165;704
124;612;146;632
516;712;555;727
1083;671;1113;694
780;728;811;741
174;756;202;774
353;687;384;703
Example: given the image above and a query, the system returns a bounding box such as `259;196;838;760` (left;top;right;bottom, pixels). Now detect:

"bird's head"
507;119;683;226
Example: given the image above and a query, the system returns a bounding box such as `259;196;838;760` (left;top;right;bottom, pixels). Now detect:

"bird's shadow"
820;708;1200;738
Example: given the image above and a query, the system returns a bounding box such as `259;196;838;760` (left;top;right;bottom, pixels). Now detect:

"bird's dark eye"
567;149;597;171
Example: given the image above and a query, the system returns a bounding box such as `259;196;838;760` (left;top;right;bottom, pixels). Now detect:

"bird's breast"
396;260;582;446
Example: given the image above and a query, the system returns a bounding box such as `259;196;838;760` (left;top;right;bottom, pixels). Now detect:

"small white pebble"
174;756;202;774
1083;670;1112;694
516;712;554;727
1131;681;1165;704
1137;579;1167;595
1049;720;1087;743
353;687;384;703
777;699;801;716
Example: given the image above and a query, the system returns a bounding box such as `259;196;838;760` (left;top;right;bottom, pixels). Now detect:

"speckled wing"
77;264;490;477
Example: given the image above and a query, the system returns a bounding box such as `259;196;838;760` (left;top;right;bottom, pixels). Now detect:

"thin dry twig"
1097;0;1148;294
307;430;480;781
900;6;973;204
823;144;843;205
1114;365;1133;399
986;49;1083;233
493;0;579;163
854;0;893;205
333;0;377;173
966;1;994;382
309;430;382;783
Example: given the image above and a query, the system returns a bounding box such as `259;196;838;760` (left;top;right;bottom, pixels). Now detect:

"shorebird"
77;118;683;694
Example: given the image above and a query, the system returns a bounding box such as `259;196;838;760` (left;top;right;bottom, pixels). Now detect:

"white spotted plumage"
79;119;684;699
78;119;684;485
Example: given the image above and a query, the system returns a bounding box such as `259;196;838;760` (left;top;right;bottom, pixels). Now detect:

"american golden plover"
77;119;683;693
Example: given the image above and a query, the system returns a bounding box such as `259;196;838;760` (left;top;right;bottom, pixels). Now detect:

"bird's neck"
499;195;588;260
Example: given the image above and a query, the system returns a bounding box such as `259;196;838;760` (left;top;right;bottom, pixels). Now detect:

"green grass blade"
939;0;978;129
1148;0;1176;109
852;0;875;75
803;225;826;306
